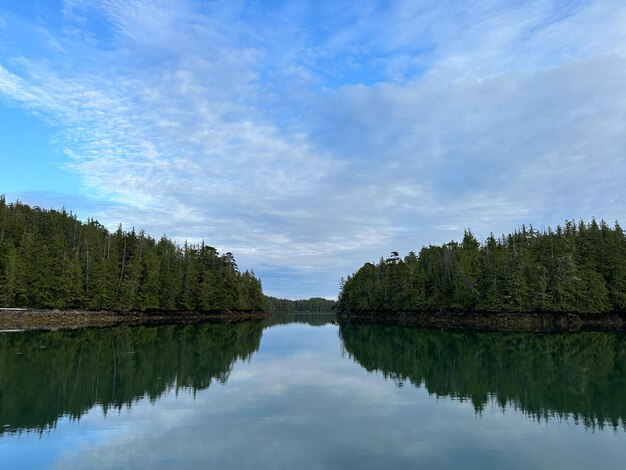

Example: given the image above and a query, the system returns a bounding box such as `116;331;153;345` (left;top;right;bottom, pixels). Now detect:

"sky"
0;0;625;299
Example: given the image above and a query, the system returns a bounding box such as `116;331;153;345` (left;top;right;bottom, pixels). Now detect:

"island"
338;220;626;330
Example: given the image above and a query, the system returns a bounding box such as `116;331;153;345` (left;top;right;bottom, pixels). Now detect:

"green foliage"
339;220;626;314
0;198;264;311
263;295;337;312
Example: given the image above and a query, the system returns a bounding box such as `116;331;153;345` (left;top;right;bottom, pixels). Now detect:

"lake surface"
1;313;625;469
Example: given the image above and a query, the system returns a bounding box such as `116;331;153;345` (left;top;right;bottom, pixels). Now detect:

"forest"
263;295;336;312
0;197;264;311
338;220;626;314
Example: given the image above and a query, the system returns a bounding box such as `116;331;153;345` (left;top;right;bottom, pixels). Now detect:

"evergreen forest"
0;197;264;311
339;220;626;314
263;295;336;312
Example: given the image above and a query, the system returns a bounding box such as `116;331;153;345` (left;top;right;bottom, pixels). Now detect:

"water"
1;314;625;469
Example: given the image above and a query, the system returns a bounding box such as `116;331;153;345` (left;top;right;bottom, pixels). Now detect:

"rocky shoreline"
0;308;269;331
337;311;626;332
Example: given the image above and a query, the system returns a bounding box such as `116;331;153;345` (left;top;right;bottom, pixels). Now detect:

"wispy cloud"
0;0;625;297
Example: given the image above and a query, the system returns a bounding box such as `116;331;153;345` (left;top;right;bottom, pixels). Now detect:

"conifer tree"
0;198;264;312
339;219;626;315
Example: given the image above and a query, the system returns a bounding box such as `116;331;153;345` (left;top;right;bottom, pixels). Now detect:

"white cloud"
1;0;625;297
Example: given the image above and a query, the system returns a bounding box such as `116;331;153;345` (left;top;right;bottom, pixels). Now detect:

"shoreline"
0;308;270;331
337;311;625;332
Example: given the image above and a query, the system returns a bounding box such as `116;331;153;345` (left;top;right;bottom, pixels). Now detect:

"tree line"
0;197;264;311
339;219;626;314
263;295;337;312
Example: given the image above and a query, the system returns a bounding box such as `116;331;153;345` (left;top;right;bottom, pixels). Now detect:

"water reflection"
2;318;626;468
339;322;626;429
3;315;625;436
0;321;264;434
264;311;337;328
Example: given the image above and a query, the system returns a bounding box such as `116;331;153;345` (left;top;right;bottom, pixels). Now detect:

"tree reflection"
339;322;626;429
0;321;264;435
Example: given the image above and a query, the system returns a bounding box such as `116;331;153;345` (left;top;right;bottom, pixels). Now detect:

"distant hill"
264;295;336;312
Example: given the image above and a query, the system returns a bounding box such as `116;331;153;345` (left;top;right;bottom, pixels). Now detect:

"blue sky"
1;0;625;299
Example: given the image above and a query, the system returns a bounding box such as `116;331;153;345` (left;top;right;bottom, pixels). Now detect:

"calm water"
1;314;626;469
